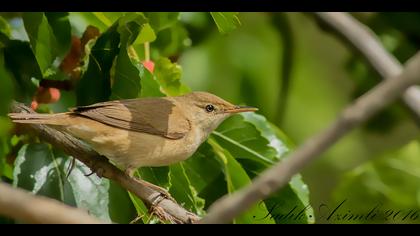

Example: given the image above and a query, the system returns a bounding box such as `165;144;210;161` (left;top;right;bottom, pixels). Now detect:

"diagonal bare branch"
314;12;420;124
0;182;104;224
200;51;420;224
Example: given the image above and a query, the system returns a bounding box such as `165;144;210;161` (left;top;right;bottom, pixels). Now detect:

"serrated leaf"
210;12;241;34
208;138;275;224
211;113;314;223
154;57;190;96
169;163;205;215
13;144;136;223
212;115;279;166
241;112;294;155
242;114;313;223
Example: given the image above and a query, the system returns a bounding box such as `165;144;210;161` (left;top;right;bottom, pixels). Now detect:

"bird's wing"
69;98;191;139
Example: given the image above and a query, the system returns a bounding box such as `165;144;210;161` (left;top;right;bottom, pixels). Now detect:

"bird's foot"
85;161;105;178
124;167;175;202
139;179;175;202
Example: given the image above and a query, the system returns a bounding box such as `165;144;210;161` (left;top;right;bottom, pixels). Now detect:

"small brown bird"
9;92;257;178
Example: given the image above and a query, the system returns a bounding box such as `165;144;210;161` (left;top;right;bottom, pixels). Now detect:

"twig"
10;102;199;224
0;182;104;224
271;13;294;124
200;51;420;224
313;12;420;124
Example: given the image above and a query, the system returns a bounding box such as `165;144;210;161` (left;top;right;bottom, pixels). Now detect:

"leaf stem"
144;42;150;61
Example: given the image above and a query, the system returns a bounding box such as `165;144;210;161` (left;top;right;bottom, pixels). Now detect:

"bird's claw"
85;162;105;178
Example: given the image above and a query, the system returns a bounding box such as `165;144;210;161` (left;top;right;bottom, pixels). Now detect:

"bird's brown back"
70;98;191;140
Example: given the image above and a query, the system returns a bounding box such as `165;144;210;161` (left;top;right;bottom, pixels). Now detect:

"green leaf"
208;138;275;224
110;13;164;100
143;12;179;32
110;13;148;100
3;40;42;102
93;12;125;28
69;12;118;32
152;22;189;57
141;68;165;97
13;144;136;223
239;113;314;223
212;115;279;166
333;140;420;223
184;142;224;195
137;166;170;189
0;51;14;115
210;12;241;34
108;180;137;223
22;13;59;74
241;112;295;154
211;113;314;223
44;12;72;56
76;23;120;105
154;57;191;96
134;23;156;44
13;144;69;202
127;192;148;223
0;16;11;38
169;163;205;215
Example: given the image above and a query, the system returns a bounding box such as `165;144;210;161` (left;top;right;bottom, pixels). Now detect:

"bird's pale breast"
64;116;201;170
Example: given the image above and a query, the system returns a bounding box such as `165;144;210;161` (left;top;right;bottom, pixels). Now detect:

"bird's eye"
205;104;215;112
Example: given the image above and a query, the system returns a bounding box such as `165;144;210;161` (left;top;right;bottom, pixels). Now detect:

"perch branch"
10;103;199;224
0;182;104;224
200;51;420;224
314;12;420;124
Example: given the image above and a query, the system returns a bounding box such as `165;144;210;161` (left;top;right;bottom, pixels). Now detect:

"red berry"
142;60;155;73
34;86;61;104
48;88;61;103
31;100;39;110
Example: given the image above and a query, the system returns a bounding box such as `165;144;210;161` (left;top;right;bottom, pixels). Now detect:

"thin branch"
200;51;420;224
271;13;294;124
0;182;104;224
313;12;420;125
10;103;199;224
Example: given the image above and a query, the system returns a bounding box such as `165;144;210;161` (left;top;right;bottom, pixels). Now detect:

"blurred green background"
1;12;420;223
178;12;420;223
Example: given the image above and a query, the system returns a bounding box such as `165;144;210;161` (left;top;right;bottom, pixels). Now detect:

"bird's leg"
65;157;76;179
125;166;175;202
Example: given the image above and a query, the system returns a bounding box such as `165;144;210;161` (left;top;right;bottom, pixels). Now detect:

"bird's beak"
225;105;259;113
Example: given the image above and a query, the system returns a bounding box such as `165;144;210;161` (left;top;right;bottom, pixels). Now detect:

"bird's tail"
8;112;72;126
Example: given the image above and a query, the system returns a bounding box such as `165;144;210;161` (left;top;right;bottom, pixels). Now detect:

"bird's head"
175;91;258;134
